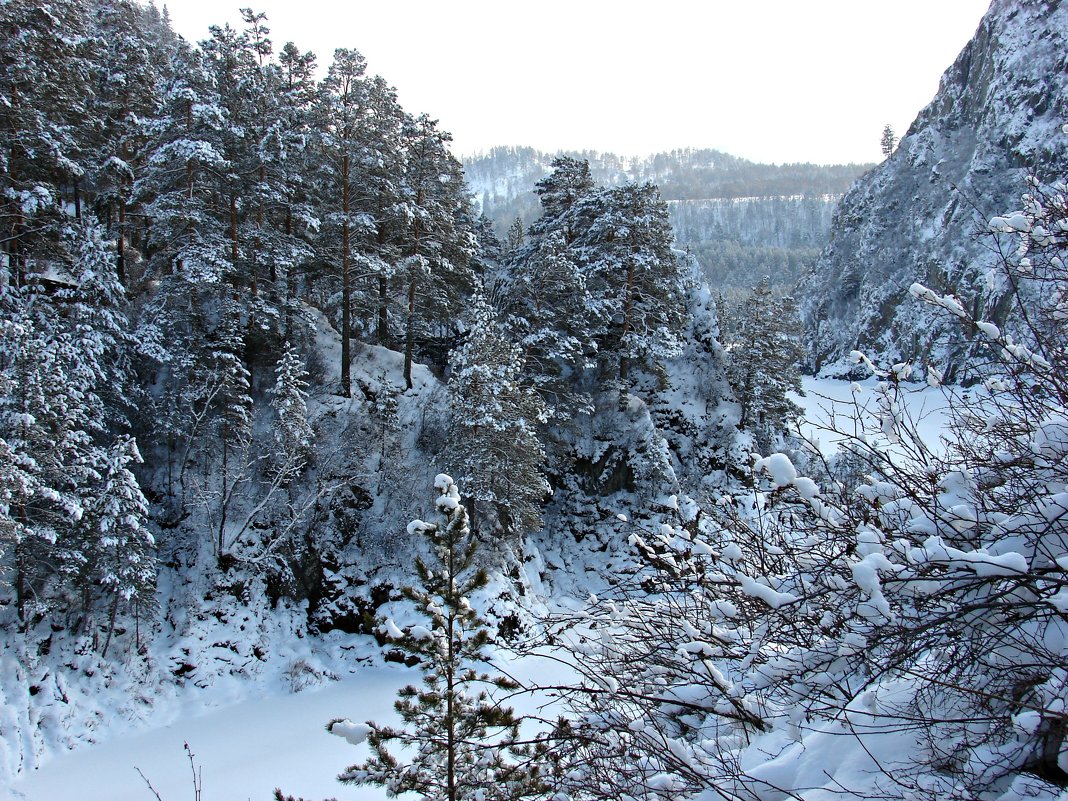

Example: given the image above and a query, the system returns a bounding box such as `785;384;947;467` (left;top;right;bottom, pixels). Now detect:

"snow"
6;367;1057;801
910;535;1029;576
329;719;372;746
790;376;955;455
9;666;413;801
737;574;797;609
380;618;404;639
753;453;796;488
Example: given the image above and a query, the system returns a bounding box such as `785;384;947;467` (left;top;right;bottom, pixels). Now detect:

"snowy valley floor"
789;375;955;455
11;665;412;801
7;648;571;801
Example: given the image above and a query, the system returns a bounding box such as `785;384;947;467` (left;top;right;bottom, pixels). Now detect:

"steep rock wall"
798;0;1068;378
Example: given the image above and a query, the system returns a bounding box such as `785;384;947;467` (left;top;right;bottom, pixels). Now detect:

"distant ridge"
464;146;871;292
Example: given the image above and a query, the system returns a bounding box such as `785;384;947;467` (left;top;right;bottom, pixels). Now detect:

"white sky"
161;0;992;165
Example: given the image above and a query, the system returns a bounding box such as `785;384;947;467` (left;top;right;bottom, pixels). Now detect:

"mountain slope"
797;0;1068;378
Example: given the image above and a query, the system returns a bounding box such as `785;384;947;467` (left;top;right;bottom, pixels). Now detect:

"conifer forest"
2;1;1068;800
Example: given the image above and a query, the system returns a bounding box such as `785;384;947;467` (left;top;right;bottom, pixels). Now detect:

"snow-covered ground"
9;665;411;801
8;647;573;801
791;375;956;455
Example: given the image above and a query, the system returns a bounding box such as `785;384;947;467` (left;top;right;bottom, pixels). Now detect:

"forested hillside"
0;0;745;783
3;2;1068;801
465;147;870;294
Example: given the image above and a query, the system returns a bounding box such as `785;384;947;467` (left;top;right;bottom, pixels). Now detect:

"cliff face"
798;0;1068;378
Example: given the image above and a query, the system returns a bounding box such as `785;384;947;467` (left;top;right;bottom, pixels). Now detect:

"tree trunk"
404;272;416;390
340;154;351;397
101;592;120;659
376;222;389;344
218;435;229;557
116;202;127;286
8;156;25;287
377;275;389;345
15;539;27;630
620;253;636;382
446;609;457;801
230;193;243;291
284;208;295;338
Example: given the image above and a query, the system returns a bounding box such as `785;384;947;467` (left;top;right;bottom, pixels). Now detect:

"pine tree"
316;47;368;396
62;223;136;428
0;283;109;626
506;215;525;253
579;182;689;382
503;229;595;419
880;123;897;159
88;0;170;286
270;344;313;484
329;475;547;801
211;12;270;294
725;277;804;448
0;0;95;281
133;42;232;285
448;298;549;540
397;114;476;390
512;161;688;396
315;49;411;394
80;436;154;657
531;157;594;235
272;39;320;333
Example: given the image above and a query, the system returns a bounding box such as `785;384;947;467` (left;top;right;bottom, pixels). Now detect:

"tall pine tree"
448;297;549;541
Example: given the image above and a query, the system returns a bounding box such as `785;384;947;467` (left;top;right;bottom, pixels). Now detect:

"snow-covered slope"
797;0;1068;378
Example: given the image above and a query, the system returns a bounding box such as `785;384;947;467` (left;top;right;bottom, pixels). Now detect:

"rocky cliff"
798;0;1068;379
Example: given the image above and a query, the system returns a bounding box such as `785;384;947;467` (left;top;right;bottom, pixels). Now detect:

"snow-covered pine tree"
314;47;378;396
78;436;154;657
269;344;314;485
724;276;804;449
396;113;477;390
205;8;315;340
0;283;110;628
448;296;549;541
0;309;70;627
880;123;897;159
531;156;594;239
62;223;137;428
133;40;231;286
88;0;170;286
506;215;525;253
273;41;321;335
47;224;154;637
0;0;95;281
502;228;596;420
340;76;408;349
512;161;688;399
328;474;549;801
579;182;689;383
200;18;260;293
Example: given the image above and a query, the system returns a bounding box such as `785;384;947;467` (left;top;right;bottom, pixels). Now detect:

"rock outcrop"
798;0;1068;379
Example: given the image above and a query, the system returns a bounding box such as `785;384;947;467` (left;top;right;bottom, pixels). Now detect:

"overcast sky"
162;0;992;165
